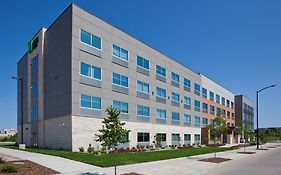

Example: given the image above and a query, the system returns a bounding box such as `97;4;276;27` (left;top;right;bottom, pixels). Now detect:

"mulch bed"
0;160;59;175
257;148;268;150
120;173;143;175
237;152;255;154
198;157;231;163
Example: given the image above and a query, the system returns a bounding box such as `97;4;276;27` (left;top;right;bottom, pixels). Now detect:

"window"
172;112;180;121
31;105;38;121
80;29;101;49
31;56;38;71
112;44;128;61
184;78;191;87
231;113;235;120
171;72;179;83
184;96;191;106
203;118;208;126
113;100;128;113
156;109;166;119
172;134;180;142
137;80;149;93
210;91;214;101
227;99;230;107
222;97;226;106
112;73;128;87
80;62;101;80
156;65;166;77
184;134;191;142
184;114;191;123
231;102;234;109
80;94;101;110
194;100;200;110
172;92;180;102
194;116;200;124
31;82;37;96
194;134;200;142
194;83;200;94
137;105;150;117
137;56;149;69
157;133;166;142
216;107;221;115
210;119;214;125
227;111;230;119
203;103;208;113
216;94;220;103
202;88;207;98
210;105;215;115
137;132;150;142
156;87;166;98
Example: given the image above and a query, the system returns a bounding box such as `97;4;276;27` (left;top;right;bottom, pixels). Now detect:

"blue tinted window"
80;62;91;77
195;83;200;92
172;112;180;121
222;97;225;105
112;44;128;60
156;87;166;98
81;94;91;108
31;82;37;96
31;56;38;72
32;106;38;121
137;56;149;69
184;114;191;123
184;96;191;105
202;88;207;98
184;78;190;87
80;30;91;45
194;116;201;124
92;66;101;80
156;109;166;119
137;105;150;117
210;105;215;115
137;81;149;93
92;96;101;109
210;91;214;101
216;94;220;103
112;44;120;57
172;92;180;102
113;100;128;113
92;34;101;49
194;100;200;108
156;65;166;77
112;73;128;87
171;72;179;83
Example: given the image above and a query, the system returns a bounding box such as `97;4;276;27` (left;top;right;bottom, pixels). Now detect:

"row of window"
203;88;234;109
203;103;235;119
137;132;200;143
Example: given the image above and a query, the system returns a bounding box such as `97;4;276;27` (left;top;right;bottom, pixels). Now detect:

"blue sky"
0;0;280;130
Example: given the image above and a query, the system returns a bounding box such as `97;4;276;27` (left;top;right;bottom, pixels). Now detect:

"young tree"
236;122;251;152
95;106;130;175
153;134;162;148
207;111;228;158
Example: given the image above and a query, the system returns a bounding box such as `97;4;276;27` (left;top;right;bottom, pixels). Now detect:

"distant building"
0;128;17;137
235;95;254;131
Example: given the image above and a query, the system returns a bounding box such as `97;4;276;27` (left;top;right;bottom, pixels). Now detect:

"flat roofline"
235;94;254;103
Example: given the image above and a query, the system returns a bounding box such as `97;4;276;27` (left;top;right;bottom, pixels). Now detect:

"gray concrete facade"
235;95;255;131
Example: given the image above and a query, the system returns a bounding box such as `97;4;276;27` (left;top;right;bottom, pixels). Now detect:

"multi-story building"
235;95;254;131
200;74;236;144
16;4;252;151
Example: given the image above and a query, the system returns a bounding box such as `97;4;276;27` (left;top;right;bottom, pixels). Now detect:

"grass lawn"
1;145;234;167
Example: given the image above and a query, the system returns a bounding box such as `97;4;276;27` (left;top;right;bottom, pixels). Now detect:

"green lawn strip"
1;145;234;167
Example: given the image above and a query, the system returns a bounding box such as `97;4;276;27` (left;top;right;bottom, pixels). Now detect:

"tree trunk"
114;146;117;175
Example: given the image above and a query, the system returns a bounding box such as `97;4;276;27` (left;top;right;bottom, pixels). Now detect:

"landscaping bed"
237;151;255;154
198;157;231;163
0;160;59;175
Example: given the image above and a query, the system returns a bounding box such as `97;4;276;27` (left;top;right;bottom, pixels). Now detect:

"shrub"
1;165;18;173
79;147;84;153
87;146;95;153
0;157;4;164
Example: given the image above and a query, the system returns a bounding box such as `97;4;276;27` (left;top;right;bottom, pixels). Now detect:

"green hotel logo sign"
28;35;39;53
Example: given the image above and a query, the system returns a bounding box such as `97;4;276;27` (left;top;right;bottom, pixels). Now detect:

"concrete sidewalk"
0;144;280;175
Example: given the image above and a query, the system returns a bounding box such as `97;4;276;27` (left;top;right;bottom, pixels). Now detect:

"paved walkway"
0;144;280;175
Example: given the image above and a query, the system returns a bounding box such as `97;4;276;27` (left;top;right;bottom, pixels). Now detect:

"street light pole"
256;84;277;149
12;76;23;144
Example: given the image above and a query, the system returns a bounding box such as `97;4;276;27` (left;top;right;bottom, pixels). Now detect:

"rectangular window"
113;100;128;113
137;80;149;93
112;44;128;61
112;73;128;87
156;87;166;98
216;107;221;115
216;94;220;103
80;29;101;49
157;133;167;142
137;105;150;117
231;102;234;109
203;103;208;113
184;114;191;123
194;134;201;141
31;56;38;72
184;78;191;87
227;99;230;107
137;132;150;142
31;82;37;96
194;116;201;124
80;62;101;80
172;92;180;102
194;100;200;110
210;119;214;125
31;105;38;121
222;97;226;106
203;118;208;126
194;83;201;94
172;134;180;142
202;88;207;98
210;91;214;101
232;113;235;120
184;96;191;106
156;65;166;77
227;111;230;119
210;105;215;115
184;134;191;142
172;112;180;121
171;72;179;83
80;94;101;110
156;109;166;119
137;56;149;69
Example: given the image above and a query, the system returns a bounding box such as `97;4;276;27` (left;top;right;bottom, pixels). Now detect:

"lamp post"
12;76;23;144
256;84;277;149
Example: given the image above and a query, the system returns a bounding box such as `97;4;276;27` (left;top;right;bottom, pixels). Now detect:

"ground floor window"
137;132;150;142
172;133;180;145
184;134;191;142
156;133;167;142
194;134;201;142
